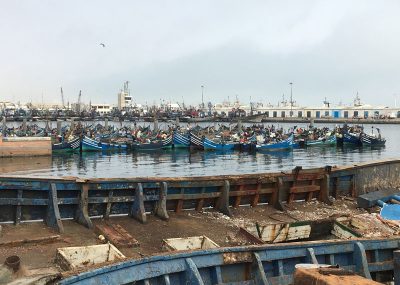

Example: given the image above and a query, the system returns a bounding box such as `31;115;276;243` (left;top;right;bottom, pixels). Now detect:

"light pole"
289;82;293;117
201;85;204;109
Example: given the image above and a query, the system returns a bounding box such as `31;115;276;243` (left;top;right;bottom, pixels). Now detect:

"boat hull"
361;133;386;146
305;135;337;147
52;137;81;152
203;137;235;151
81;136;102;151
131;136;173;151
173;133;190;148
256;134;294;152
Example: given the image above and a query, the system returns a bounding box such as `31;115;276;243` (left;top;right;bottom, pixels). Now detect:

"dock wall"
0;137;51;157
0;158;399;232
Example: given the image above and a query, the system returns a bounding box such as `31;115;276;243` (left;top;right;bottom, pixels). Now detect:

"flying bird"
100;43;105;47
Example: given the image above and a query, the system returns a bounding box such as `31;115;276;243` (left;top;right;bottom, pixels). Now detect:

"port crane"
60;87;65;109
77;90;82;113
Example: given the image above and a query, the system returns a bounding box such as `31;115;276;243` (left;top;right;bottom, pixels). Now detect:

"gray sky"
1;0;400;107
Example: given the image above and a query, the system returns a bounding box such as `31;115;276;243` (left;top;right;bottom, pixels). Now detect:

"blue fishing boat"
203;137;236;151
189;132;204;150
342;132;362;146
236;134;257;152
361;127;385;146
131;136;173;151
81;136;102;151
256;134;294;151
173;132;190;148
100;141;128;150
305;135;337;147
361;133;386;146
52;137;80;152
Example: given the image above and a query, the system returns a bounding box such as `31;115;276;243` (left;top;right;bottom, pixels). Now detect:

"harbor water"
1;122;399;178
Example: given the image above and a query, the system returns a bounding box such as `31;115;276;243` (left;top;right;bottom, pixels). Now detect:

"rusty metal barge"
1;159;400;284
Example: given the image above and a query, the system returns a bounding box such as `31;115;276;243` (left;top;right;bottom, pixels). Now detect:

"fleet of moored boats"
0;123;386;153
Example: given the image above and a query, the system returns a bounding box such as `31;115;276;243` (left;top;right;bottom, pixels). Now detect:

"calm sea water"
1;121;399;178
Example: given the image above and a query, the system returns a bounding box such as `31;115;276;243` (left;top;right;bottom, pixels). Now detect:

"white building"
213;100;251;116
92;104;112;115
255;95;400;119
117;81;132;110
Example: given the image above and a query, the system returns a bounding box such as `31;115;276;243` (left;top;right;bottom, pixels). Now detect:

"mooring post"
57;121;62;136
45;183;64;233
319;174;333;205
394;250;400;285
154;182;169;220
75;182;93;229
274;177;285;211
1;116;6;137
130;183;147;223
22;118;27;132
217;180;232;217
153;117;159;132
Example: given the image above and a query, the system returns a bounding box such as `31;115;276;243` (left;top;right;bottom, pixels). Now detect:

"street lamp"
289;82;293;117
201;85;204;109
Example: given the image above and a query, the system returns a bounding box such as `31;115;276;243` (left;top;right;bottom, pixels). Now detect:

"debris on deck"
95;224;139;248
245;221;312;243
331;218;362;239
162;236;219;251
55;243;125;271
294;265;382;285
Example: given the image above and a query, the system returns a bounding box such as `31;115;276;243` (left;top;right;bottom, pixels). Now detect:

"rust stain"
223;252;252;264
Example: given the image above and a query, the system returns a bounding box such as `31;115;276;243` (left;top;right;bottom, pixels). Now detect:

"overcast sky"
1;0;400;107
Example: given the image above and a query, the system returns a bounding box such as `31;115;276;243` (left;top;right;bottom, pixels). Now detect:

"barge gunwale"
59;237;400;285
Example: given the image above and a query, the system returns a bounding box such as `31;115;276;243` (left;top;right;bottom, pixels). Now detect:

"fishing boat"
189;132;204;150
342;132;362;146
173;132;190;148
236;133;257;152
131;136;173;151
81;136;102;151
305;135;337;147
52;137;80;152
203;137;236;151
361;133;386;146
256;134;294;151
100;141;128;150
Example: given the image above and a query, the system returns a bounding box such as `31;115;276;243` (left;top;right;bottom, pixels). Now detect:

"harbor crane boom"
77;90;82;113
60;87;65;108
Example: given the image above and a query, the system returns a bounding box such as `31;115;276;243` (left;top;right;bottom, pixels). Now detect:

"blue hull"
131;136;173;151
173;132;190;148
343;132;362;146
256;135;294;151
82;136;102;151
60;238;400;285
203;137;235;151
52;137;80;151
100;142;128;150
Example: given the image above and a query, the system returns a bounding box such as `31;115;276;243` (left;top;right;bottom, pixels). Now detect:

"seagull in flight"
100;43;105;47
